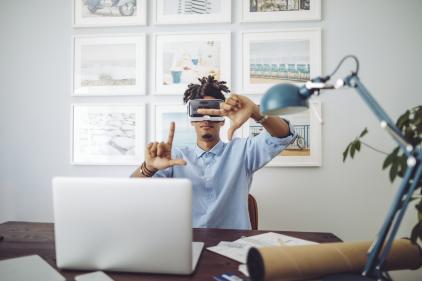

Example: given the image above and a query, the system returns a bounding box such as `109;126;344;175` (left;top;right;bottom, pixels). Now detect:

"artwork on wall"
154;0;231;24
72;104;145;165
152;104;237;147
241;100;322;166
241;0;321;22
73;34;146;96
73;0;146;27
154;33;231;95
242;29;321;94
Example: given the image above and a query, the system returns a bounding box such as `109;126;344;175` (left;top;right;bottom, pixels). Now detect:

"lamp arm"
341;73;422;279
343;74;411;155
363;162;421;278
377;163;422;269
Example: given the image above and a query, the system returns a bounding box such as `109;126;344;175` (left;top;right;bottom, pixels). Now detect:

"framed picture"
241;100;322;166
73;34;146;96
241;0;321;22
72;104;145;165
154;33;231;95
151;104;237;147
242;29;321;94
154;0;231;24
73;0;146;27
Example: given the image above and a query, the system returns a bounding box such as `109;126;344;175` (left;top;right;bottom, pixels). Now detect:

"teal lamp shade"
260;83;309;115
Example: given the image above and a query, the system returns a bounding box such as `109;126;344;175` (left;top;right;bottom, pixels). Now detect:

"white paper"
238;264;249;277
75;271;115;281
0;255;65;281
207;232;318;264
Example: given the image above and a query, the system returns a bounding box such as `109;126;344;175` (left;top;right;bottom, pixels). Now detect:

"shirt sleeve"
152;166;173;178
245;119;297;174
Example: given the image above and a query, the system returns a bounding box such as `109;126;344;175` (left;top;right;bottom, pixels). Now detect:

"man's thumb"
169;159;187;166
227;126;237;141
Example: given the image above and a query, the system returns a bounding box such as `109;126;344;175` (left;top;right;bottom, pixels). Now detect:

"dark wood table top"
0;221;342;281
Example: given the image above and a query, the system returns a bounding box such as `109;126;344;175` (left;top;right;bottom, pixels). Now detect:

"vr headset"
187;99;225;122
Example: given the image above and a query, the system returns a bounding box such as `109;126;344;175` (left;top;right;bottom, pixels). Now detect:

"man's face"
190;96;225;142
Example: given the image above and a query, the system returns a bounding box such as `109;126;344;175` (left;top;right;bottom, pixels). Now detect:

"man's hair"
183;76;230;104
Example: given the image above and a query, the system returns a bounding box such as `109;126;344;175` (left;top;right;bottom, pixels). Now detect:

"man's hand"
198;94;260;140
145;122;187;171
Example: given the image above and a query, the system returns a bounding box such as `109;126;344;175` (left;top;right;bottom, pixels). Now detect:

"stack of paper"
207;232;318;277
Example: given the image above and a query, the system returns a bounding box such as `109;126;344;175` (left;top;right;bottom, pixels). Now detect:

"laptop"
52;177;204;275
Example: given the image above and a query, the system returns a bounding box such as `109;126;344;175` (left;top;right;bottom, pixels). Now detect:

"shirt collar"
194;140;224;158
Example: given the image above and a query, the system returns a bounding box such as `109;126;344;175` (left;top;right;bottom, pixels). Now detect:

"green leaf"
389;161;399;182
410;220;422;244
350;142;356;158
356;140;361;152
416;198;422;215
343;144;351;162
396;110;410;129
382;147;399;170
359;128;368;138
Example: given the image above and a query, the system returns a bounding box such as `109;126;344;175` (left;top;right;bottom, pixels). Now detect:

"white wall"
1;0;421;279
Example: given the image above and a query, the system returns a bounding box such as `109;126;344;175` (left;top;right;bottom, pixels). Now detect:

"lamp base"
321;274;377;281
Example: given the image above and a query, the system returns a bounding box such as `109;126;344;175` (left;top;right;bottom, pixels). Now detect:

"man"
131;76;296;229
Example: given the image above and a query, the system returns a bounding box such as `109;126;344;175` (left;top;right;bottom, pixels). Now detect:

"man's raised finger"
167;121;175;145
227;125;239;141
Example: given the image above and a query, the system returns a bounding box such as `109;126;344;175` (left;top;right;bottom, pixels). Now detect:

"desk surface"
0;222;341;281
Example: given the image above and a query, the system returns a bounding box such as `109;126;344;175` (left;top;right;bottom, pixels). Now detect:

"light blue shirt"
153;127;296;230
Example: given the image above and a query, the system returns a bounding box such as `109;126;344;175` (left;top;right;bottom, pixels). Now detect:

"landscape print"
81;0;137;18
249;39;310;84
73;105;144;164
80;43;137;87
249;0;310;12
246;109;311;157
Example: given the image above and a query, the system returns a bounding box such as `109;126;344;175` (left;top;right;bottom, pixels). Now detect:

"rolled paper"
246;239;422;281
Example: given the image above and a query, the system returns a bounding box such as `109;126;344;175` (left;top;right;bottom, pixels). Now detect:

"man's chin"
201;133;214;140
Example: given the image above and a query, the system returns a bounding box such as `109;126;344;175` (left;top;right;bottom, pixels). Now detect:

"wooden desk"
0;222;341;281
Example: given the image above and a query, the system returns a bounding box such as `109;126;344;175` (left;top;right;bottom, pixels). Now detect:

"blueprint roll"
246;239;422;281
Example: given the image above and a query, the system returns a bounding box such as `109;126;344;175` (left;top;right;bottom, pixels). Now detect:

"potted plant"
343;105;422;243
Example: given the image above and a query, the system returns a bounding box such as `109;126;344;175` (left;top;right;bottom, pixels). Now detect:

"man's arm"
198;94;292;139
250;106;291;138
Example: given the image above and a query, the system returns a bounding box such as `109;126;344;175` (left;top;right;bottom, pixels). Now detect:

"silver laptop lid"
52;177;193;274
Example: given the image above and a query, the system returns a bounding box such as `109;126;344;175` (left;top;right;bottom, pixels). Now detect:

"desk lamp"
260;55;422;281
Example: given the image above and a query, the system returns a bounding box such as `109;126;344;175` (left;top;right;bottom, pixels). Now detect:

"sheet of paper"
207;232;318;264
0;255;65;281
75;271;115;281
238;264;249;277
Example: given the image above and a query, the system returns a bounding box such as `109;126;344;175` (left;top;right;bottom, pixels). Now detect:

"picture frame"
72;104;146;165
73;0;147;27
241;0;321;22
73;34;146;96
154;33;231;95
242;29;321;94
241;100;322;166
151;104;237;148
154;0;231;24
